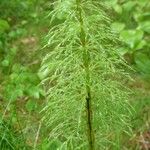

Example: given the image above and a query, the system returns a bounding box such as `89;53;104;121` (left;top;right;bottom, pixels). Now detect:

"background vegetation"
0;0;149;149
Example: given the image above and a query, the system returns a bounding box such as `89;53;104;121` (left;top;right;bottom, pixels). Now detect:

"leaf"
1;59;9;67
134;53;150;74
49;140;62;150
25;99;37;112
104;0;117;6
26;86;42;99
41;139;62;150
120;29;144;49
117;47;129;56
15;89;24;97
38;65;51;80
7;88;24;101
111;22;125;33
138;21;150;33
135;40;146;50
0;19;10;33
113;4;122;14
122;1;136;12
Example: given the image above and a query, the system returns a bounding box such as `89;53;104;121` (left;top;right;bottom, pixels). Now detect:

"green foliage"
2;64;43;101
39;138;63;150
109;0;150;78
0;1;48;149
40;0;131;149
0;119;30;150
132;96;150;129
0;19;10;34
0;0;36;20
0;0;45;111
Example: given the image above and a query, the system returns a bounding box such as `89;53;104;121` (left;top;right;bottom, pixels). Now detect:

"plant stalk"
76;1;95;150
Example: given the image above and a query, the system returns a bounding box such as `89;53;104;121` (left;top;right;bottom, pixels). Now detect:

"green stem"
76;1;95;150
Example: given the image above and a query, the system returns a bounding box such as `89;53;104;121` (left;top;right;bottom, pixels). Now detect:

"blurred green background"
0;0;150;149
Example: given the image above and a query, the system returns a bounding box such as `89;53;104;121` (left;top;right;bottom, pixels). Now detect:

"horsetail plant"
39;0;131;149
